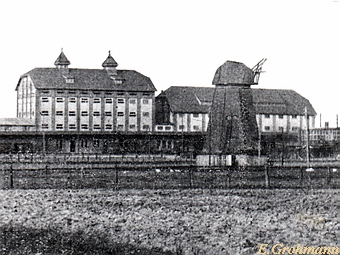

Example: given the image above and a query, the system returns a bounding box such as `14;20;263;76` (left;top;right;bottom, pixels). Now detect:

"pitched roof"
0;118;35;126
17;68;156;92
212;61;255;85
54;51;70;66
159;86;316;116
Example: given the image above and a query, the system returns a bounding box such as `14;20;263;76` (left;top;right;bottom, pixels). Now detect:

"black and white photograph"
0;0;339;254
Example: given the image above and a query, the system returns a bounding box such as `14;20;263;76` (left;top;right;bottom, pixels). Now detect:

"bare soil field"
0;189;339;254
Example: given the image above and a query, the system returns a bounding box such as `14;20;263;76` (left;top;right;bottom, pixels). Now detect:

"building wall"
17;76;36;119
34;88;154;132
170;112;315;134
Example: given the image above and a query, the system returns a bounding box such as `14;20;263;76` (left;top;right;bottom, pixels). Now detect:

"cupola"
54;49;70;72
102;51;118;76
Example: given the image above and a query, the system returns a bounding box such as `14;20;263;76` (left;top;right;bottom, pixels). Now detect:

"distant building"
308;128;340;145
155;86;316;134
16;50;156;133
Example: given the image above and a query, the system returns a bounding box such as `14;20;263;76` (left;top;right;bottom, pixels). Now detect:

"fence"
0;154;339;189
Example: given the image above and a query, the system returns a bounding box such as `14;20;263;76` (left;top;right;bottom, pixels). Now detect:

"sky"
0;0;339;127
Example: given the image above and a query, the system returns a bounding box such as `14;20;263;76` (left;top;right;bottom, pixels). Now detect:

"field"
0;188;338;254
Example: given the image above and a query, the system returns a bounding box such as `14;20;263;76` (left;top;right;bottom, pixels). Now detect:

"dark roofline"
160;86;317;116
16;67;157;92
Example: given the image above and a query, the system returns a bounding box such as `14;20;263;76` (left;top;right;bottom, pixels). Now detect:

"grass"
0;189;339;254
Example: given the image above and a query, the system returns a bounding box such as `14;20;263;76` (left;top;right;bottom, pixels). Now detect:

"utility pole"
305;107;310;168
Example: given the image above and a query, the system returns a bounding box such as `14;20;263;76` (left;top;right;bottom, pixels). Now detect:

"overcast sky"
0;0;339;127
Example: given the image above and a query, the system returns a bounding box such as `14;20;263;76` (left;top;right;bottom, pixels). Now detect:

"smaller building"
156;86;316;135
0;118;36;131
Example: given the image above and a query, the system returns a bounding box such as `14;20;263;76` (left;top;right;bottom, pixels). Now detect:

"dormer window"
111;78;123;84
66;78;74;83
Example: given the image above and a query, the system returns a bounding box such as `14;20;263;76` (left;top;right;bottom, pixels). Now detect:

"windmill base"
196;154;267;167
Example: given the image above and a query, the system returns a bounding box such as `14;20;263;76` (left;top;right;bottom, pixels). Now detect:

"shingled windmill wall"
202;61;259;156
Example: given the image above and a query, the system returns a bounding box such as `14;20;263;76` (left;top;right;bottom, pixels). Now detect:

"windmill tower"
202;59;266;162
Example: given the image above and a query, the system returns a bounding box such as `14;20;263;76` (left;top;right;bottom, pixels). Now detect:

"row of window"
264;114;298;119
263;126;299;131
174;125;201;130
41;124;150;130
40;90;151;96
41;97;150;104
178;113;200;118
41;110;149;117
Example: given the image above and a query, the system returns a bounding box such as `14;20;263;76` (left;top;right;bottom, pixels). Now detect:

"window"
56;97;64;103
143;92;150;96
41;97;49;102
292;115;297;119
56;124;63;129
81;124;89;130
69;97;76;103
129;124;136;129
41;90;49;94
117;98;124;104
57;91;64;94
56;139;63;149
93;139;100;147
193;125;200;130
265;126;270;131
278;114;284;119
265;114;270;118
142;99;149;104
80;139;88;148
68;90;76;94
105;124;113;130
105;111;112;116
93;111;100;116
142;112;150;117
69;111;76;116
279;126;284;132
179;125;185;130
81;98;88;103
105;98;113;104
165;126;171;131
178;113;184;118
66;78;74;84
157;126;164;130
193;113;199;118
129;92;137;96
56;111;63;116
117;112;124;116
41;124;49;129
81;111;89;116
129;112;136;117
117;92;125;96
93;124;101;130
292;126;299;131
93;98;101;103
143;125;150;130
41;111;49;116
105;91;112;95
129;99;136;104
69;124;76;130
81;91;89;94
117;125;124;130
